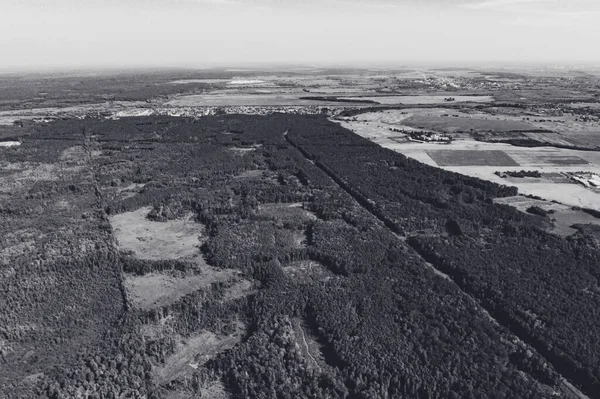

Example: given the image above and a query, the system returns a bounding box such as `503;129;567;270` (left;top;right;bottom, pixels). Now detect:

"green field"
427;150;520;167
403;115;535;133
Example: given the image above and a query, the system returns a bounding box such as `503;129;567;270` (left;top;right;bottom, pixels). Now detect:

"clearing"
495;196;600;237
154;323;245;386
291;318;326;372
124;270;246;311
228;79;266;85
0;141;21;147
109;207;205;261
233;169;264;179
115;182;147;200
163;379;229;399
281;260;333;282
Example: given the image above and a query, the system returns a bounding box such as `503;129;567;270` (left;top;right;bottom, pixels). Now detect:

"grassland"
281;260;333;282
154;325;245;386
109;207;205;261
494;195;600;237
344;95;494;104
403;114;535;132
124;270;245;310
427;149;519;166
165;93;373;107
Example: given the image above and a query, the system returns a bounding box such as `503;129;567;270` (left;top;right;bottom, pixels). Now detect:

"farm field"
426;149;518;166
338;106;600;211
165;92;374;107
344;95;494;104
402;114;535;132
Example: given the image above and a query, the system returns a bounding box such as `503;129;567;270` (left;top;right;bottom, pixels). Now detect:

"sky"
1;0;599;70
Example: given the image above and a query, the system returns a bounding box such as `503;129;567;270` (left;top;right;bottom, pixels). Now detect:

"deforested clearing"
196;381;229;399
109;207;205;260
0;162;87;195
282;260;333;282
0;141;21;147
233;169;264;179
291;318;328;372
124;269;242;310
154;325;245;385
229;146;257;154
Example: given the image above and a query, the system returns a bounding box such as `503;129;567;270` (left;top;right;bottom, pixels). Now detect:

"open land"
2;66;600;399
336;100;600;211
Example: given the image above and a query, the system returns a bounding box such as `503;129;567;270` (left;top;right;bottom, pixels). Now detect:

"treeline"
300;96;379;104
495;170;542;178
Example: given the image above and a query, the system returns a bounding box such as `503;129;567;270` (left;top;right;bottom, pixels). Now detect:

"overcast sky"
1;0;599;70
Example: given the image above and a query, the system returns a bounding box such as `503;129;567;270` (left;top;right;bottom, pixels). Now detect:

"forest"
0;113;597;398
286;115;600;398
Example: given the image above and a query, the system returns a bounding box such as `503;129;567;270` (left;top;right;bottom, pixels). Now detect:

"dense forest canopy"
0;113;597;398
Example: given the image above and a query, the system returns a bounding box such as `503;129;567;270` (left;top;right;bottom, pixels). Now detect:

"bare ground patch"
290;318;330;373
163;380;229;399
0;162;87;195
229;144;262;155
233;169;263;179
197;380;229;399
124;268;244;310
109;207;205;261
117;182;146;193
282;260;334;282
59;145;88;164
154;322;245;386
221;279;254;302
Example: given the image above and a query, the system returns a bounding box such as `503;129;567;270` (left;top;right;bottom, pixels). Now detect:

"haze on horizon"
2;0;599;71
